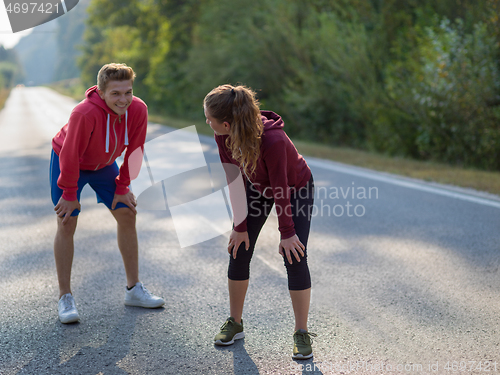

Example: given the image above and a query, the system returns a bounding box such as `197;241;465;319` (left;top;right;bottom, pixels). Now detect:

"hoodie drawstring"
105;114;110;153
125;110;129;146
105;111;129;153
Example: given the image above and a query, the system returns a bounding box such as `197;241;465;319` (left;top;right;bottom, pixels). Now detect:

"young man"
50;63;164;324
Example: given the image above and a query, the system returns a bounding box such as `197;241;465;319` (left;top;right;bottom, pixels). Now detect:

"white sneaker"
58;293;80;324
124;282;165;308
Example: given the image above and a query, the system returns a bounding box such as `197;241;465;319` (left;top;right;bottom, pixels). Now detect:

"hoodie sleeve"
115;105;148;195
263;138;296;239
57;111;94;201
215;134;248;233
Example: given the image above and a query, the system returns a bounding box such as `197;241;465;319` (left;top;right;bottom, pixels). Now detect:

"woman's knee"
285;256;311;290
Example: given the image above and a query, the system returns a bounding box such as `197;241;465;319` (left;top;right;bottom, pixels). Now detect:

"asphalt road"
0;87;499;375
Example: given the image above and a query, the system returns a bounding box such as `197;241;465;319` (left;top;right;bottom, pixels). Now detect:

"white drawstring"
125;110;129;146
106;111;128;153
105;114;110;153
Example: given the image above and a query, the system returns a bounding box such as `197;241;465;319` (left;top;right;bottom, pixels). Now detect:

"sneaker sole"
124;300;165;308
214;331;245;346
292;352;313;360
59;314;80;324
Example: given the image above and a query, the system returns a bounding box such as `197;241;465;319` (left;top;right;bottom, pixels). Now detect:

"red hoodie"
215;111;311;239
52;85;148;201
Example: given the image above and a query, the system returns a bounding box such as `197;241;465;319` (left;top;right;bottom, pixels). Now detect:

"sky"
0;1;33;48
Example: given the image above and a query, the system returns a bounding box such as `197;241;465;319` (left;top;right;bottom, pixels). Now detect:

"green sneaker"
292;329;317;359
214;317;244;346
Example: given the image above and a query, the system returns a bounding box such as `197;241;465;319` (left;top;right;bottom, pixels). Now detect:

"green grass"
45;78;86;102
292;140;500;197
152;114;500;197
46;81;500;197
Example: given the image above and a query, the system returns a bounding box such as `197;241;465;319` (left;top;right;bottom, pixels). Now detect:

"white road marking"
308;158;500;209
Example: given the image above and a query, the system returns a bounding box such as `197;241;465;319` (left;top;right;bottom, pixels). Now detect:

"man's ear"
97;88;104;99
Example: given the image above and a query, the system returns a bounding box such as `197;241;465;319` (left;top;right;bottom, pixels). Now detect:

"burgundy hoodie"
215;110;311;239
52;85;148;201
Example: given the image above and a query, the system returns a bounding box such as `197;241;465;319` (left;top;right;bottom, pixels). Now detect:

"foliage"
77;0;500;170
0;62;18;88
53;0;91;81
79;0;174;105
0;46;23;88
0;45;22;111
384;19;500;169
178;0;301;117
282;7;380;146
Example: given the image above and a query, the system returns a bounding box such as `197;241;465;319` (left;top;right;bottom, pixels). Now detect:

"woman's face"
204;106;230;135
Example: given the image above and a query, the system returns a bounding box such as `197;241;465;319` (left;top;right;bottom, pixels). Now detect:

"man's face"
98;80;133;116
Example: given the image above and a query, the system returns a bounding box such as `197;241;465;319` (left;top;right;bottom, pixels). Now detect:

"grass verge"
292;141;500;197
46;81;500;197
0;88;11;111
45;78;86;102
151;113;500;197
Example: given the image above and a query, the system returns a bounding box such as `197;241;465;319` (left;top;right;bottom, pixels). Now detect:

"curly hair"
204;84;263;178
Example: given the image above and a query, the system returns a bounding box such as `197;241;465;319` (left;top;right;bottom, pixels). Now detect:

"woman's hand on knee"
279;235;305;264
228;230;249;259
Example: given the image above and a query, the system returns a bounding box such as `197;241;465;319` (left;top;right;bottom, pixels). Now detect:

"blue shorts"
50;149;128;216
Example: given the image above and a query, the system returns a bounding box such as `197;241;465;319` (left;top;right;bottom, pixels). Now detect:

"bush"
282;9;381;146
178;0;301;118
0;62;18;88
383;18;500;169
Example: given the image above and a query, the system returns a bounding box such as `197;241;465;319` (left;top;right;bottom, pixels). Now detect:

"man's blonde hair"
97;63;136;92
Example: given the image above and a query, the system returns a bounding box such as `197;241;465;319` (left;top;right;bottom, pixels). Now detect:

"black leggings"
228;175;314;290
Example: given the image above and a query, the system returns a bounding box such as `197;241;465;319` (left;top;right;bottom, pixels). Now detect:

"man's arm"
114;102;148;209
58;111;93;201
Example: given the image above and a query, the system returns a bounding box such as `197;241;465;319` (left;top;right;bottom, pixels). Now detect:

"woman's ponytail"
204;85;263;178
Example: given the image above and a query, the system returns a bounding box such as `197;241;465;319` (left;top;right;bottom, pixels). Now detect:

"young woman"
204;84;316;359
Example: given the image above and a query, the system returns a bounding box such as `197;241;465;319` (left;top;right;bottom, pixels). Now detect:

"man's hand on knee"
55;198;81;224
112;191;137;214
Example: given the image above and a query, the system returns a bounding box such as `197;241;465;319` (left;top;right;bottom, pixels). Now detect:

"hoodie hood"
86;85;109;112
260;110;284;132
86;85;129;152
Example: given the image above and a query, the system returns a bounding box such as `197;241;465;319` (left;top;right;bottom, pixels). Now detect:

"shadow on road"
214;338;259;375
18;306;164;375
